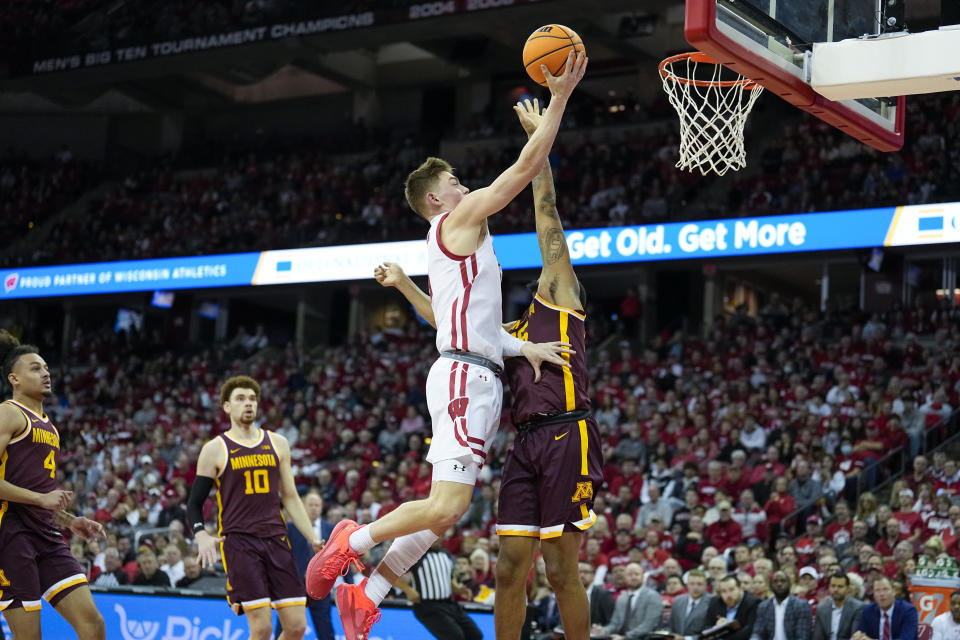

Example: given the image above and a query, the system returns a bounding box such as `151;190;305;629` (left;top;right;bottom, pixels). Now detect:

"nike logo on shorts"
555;431;569;441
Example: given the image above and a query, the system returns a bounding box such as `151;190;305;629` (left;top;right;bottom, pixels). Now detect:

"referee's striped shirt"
411;550;454;601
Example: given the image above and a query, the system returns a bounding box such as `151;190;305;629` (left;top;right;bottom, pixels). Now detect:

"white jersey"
427;212;505;366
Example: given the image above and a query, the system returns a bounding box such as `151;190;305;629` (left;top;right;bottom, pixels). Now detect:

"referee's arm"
395;575;421;603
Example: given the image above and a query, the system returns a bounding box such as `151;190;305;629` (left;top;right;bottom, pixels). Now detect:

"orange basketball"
522;24;585;86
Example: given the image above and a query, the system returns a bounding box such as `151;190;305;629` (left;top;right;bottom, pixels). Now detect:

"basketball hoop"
659;51;764;176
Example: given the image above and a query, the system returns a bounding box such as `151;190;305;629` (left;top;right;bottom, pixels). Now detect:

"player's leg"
534;418;602;640
265;538;307;640
39;535;102;640
51;587;105;640
366;478;473;543
494;433;541;640
541;532;588;640
274;604;307;640
494;536;539;640
2;606;42;640
223;535;273;640
244;605;274;640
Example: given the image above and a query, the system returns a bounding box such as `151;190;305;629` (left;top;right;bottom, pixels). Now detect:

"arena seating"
52;297;959;607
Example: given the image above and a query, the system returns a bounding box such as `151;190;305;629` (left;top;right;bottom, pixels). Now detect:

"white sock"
349;525;376;555
363;571;393;606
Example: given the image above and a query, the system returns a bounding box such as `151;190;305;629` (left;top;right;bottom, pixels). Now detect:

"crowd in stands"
0;145;97;249
4;92;958;271
30;285;958;636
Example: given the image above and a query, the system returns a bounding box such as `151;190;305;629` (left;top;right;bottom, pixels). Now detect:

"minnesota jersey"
214;429;287;538
0;400;62;540
505;295;590;424
428;212;506;366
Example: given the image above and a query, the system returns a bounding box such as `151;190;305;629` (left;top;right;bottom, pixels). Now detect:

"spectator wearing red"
698;461;726;506
795;516;825;564
797;566;821;615
874;517;904;562
764;476;796;540
608;529;635;569
724;463;752;499
893;488;924;547
705;500;743;552
749;446;785;485
935;459;960;496
824;500;854;546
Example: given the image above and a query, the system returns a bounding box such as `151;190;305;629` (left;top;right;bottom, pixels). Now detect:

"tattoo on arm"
55;510;75;526
541;227;567;265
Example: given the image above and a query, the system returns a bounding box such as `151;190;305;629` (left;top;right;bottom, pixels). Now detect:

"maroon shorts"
0;511;87;612
496;416;603;540
221;532;306;615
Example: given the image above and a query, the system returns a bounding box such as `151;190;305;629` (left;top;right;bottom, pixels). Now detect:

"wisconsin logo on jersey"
571;482;593;502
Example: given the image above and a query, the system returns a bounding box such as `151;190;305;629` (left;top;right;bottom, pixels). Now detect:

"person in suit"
668;569;714;640
592;563;663;640
705;574;761;640
579;561;614;627
276;492;336;640
750;571;812;640
813;571;864;640
852;576;918;640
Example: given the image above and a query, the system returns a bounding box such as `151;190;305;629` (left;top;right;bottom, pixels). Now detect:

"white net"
659;52;764;176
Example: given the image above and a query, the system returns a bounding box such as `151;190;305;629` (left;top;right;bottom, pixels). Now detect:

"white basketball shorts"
425;355;503;486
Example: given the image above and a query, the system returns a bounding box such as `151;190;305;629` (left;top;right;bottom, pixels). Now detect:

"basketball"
523;24;585;86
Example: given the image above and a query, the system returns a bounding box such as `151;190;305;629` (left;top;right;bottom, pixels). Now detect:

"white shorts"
426;355;503;485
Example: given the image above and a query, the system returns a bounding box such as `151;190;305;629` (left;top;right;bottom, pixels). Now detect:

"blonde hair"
404;157;452;217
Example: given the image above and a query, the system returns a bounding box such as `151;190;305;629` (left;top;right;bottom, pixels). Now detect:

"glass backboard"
686;0;904;151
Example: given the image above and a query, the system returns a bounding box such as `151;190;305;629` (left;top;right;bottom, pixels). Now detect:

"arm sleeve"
187;475;214;533
500;327;526;357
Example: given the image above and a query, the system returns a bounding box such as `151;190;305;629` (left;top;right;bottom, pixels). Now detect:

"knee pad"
382;529;439;576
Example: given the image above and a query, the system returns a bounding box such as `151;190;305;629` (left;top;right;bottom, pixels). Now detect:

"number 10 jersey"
214;428;286;538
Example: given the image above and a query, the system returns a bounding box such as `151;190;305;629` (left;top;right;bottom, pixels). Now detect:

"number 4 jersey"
0;399;63;541
213;429;287;538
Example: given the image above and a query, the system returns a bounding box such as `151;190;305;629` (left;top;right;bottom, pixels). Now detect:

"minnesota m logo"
571;482;593;502
0;568;9;586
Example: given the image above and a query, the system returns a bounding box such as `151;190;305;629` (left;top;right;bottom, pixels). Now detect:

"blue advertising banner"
1;253;262;299
0;591;495;640
2;202;959;299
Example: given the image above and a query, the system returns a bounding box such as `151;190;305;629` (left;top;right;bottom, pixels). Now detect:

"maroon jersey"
505;294;589;424
0;400;61;540
214;429;287;538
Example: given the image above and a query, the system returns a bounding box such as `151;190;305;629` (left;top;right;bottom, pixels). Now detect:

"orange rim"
659;51;761;89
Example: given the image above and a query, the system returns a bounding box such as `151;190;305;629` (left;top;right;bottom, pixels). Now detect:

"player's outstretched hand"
69;516;105;541
514;98;543;137
311;538;324;554
38;489;73;511
374;262;407;288
195;529;225;570
542;50;587;101
520;341;575;383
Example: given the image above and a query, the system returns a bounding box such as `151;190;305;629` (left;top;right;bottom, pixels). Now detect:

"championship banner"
18;0;541;76
3;201;960;299
909;574;960;640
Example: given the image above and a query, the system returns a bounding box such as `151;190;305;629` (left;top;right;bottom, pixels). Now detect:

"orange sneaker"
305;519;365;600
337;579;382;640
